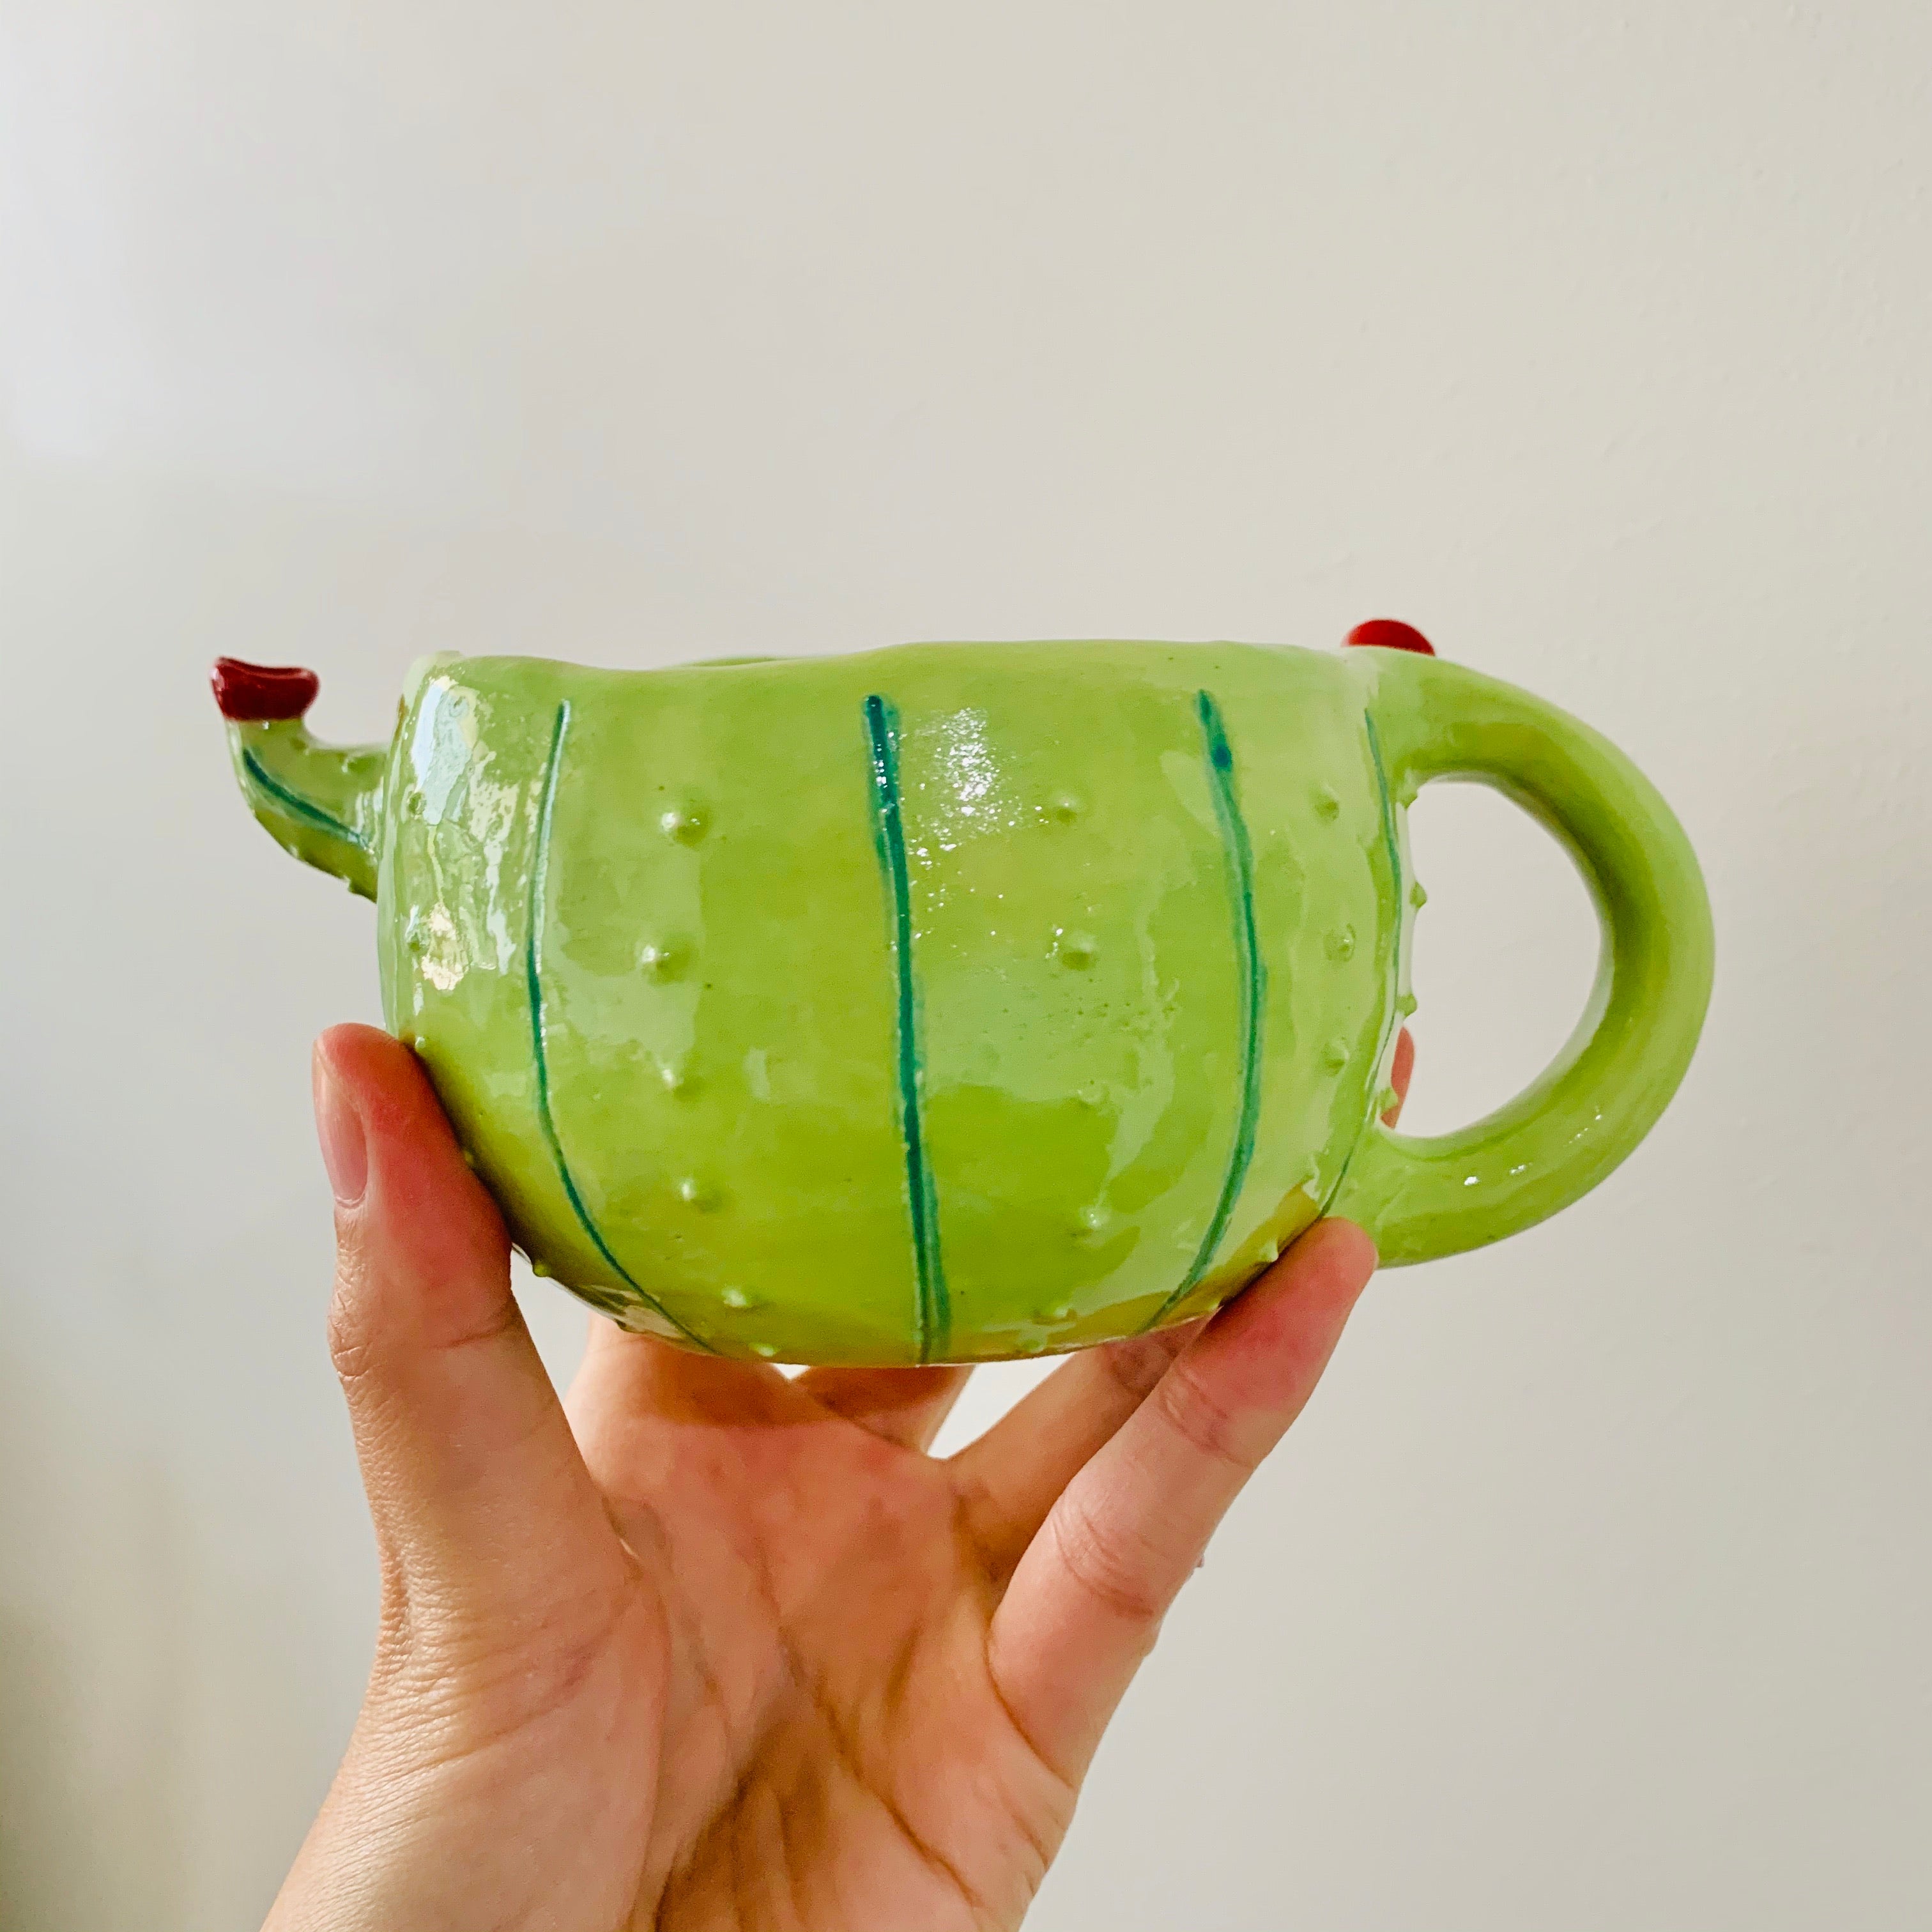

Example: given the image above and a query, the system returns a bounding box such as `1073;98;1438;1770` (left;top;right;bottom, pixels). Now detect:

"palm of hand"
568;1356;1065;1931
273;1027;1386;1932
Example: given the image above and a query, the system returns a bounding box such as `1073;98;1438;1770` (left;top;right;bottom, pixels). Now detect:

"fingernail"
314;1054;368;1206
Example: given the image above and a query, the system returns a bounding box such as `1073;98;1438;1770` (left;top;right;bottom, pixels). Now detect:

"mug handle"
1328;650;1714;1264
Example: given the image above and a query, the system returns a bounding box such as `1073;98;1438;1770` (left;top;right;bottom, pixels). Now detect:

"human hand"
266;1023;1411;1931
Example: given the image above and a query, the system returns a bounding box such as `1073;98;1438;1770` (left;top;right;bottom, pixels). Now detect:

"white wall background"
2;3;1927;1926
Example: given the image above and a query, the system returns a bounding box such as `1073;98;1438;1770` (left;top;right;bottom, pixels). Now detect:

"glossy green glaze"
218;641;1712;1364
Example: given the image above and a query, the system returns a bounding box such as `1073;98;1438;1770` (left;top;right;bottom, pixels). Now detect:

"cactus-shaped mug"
213;625;1712;1365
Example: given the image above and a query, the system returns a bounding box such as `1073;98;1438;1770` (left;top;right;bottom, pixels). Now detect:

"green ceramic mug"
213;632;1712;1365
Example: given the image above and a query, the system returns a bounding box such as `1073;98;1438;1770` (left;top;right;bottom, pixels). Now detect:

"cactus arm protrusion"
212;658;386;900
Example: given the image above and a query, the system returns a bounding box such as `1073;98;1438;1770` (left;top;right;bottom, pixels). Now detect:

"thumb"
314;1024;620;1626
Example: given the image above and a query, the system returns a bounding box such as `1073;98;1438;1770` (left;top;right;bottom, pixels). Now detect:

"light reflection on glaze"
416;904;466;992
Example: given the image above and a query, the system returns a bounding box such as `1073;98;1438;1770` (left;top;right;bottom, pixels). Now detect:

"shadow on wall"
0;1236;378;1932
0;1613;181;1932
0;1167;388;1924
0;1393;189;1932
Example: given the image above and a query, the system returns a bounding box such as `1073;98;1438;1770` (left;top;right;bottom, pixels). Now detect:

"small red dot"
211;657;321;721
1345;618;1436;657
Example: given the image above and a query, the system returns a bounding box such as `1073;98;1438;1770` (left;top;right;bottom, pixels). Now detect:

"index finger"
984;1218;1376;1782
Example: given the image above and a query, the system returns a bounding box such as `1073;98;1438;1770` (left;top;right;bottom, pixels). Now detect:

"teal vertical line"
1315;710;1406;1219
526;701;711;1353
1147;690;1269;1329
862;693;950;1363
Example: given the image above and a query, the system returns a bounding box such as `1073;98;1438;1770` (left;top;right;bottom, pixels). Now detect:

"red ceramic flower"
1344;619;1436;657
211;657;321;721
